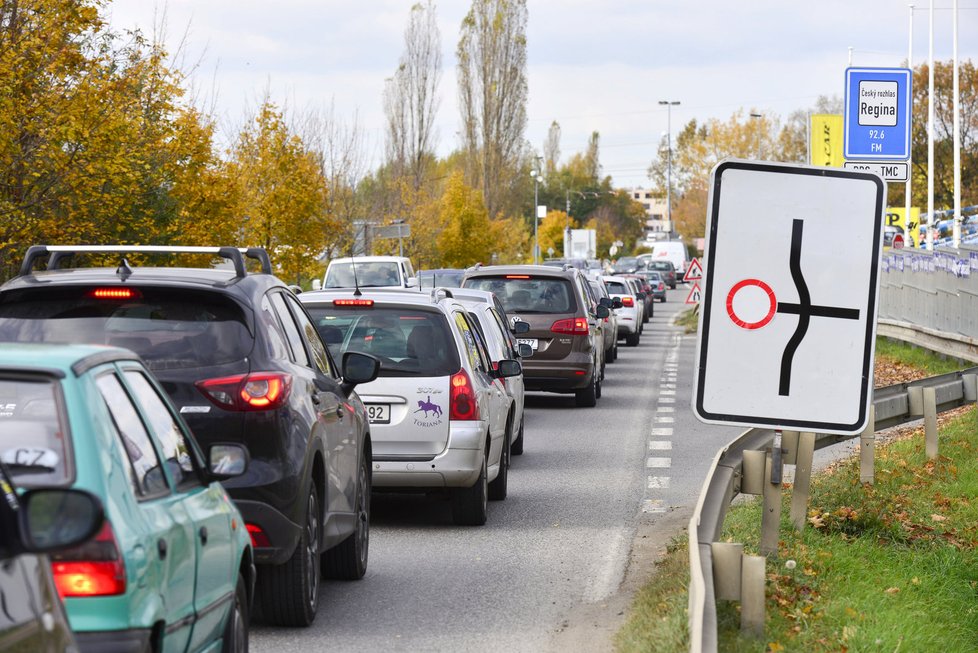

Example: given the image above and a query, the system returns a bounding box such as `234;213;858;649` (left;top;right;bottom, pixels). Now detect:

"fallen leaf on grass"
885;587;900;594
931;514;947;522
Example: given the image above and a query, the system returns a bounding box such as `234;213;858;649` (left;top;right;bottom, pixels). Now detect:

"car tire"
257;483;321;627
451;449;488;525
626;332;640;347
575;373;598;407
611;343;619;362
222;572;249;653
323;450;370;580
488;419;511;501
511;416;525;456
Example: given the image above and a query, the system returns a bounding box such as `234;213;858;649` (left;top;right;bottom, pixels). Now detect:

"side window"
96;373;168;497
453;311;484;372
489;308;517;358
259;294;291;361
464;313;493;371
270;292;310;367
286;295;334;377
124;370;200;490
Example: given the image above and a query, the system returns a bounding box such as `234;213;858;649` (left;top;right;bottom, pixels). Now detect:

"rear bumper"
76;629;152;653
234;499;300;565
616;314;638;335
373;422;485;488
521;358;594;392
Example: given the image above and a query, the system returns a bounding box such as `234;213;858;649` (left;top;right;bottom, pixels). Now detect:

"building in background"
627;188;670;242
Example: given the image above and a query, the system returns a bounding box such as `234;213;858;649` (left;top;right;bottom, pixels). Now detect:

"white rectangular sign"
692;160;885;434
843;160;908;182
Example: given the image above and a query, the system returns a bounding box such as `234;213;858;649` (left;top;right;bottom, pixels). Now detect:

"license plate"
365;404;390;424
517;338;539;350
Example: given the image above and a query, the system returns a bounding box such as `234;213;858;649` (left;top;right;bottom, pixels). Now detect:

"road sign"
892;233;905;249
693;160;885;434
685;282;701;305
843;160;908;182
844;67;912;160
684;257;703;282
371;223;411;239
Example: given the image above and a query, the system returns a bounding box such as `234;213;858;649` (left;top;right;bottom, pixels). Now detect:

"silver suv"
298;288;520;525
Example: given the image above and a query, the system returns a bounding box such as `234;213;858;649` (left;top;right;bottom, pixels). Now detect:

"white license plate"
517;338;539;350
365;404;390;424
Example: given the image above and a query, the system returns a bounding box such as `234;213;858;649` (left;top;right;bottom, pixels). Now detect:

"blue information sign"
844;67;912;160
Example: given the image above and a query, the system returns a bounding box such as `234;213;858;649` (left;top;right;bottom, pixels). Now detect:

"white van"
322;256;417;289
644;241;689;277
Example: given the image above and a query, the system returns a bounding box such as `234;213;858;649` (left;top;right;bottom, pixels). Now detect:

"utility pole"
659;100;680;240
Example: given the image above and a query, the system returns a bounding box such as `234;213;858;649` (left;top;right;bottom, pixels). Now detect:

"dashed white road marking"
642;499;667;513
656;406;675;413
650;427;673;436
656;417;675;423
647;476;671;489
648;440;672;450
658;397;675;404
646;457;671;468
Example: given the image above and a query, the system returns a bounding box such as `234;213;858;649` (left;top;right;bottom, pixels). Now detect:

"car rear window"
325;262;400;288
0;376;71;486
464;276;576;314
0;287;252;371
306;305;460;377
605;281;629;294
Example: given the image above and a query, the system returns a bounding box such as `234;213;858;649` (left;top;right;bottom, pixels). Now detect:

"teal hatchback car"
0;343;254;653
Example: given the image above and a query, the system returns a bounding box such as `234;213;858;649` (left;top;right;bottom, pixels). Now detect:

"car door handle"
199;526;208;546
157;538;168;560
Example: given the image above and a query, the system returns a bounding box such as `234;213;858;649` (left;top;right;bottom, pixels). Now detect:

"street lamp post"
531;169;541;263
750;112;763;159
659;100;680;240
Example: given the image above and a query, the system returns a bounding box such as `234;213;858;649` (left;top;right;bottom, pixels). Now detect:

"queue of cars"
0;245;670;651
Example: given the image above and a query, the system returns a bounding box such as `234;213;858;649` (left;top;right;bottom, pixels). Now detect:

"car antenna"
351;256;362;297
116;257;133;282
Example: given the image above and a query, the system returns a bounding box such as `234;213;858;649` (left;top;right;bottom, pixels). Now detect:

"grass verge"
616;339;978;652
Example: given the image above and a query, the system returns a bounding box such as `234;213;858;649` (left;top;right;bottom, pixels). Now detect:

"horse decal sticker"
414;396;443;418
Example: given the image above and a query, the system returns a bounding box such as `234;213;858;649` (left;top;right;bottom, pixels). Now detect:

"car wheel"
488;418;511;501
575;372;598;407
451;447;488;525
222;573;249;653
323;449;370;580
511;415;525;456
257;483;321;626
626;332;640;347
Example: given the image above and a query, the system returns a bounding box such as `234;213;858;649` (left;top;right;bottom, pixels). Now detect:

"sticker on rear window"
1;446;59;471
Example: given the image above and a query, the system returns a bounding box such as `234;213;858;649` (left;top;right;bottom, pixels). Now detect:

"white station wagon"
299;288;521;525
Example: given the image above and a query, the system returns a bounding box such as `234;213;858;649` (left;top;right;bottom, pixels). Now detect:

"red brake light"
551;317;589;335
505;275;530;279
51;521;126;597
621;296;635;307
89;287;141;300
450;369;480;420
196;372;292;411
333;299;374;307
247;523;272;548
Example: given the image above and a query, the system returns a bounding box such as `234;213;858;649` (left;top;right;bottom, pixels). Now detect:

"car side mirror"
208;443;250;480
19;489;104;553
612;298;623;309
493;359;522;378
598;297;612;308
311;278;322;291
596;305;610;319
518;343;534;358
406;277;419;288
342;351;380;394
511;319;530;334
288;284;302;295
636;292;647;301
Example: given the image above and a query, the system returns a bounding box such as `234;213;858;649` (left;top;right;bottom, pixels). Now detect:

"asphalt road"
251;288;743;653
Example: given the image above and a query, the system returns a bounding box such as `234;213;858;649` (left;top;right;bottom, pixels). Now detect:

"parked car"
462;265;610;407
0;462;104;653
322;256;417;289
299;288;521;525
603;275;642;347
587;277;619;364
452;288;531;456
644;259;678;289
0;342;252;652
417;268;465;289
0;245;380;627
639;269;668;302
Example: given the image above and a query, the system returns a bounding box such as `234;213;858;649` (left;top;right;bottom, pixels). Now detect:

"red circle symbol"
726;279;777;330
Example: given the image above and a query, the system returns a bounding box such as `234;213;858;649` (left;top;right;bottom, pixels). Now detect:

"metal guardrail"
687;365;978;652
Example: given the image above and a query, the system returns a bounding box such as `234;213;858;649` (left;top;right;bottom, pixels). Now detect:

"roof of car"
299;287;463;309
0;343;140;377
463;264;579;278
1;266;283;294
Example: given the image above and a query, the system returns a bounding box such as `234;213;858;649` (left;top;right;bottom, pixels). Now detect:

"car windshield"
464;276;575;314
0;288;252;371
325;262;400;288
605;280;629;294
0;376;71;486
306;306;460;377
418;270;464;289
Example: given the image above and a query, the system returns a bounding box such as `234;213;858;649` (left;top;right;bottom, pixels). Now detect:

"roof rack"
18;245;273;279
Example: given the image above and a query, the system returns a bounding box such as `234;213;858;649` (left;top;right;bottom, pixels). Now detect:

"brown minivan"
462;265;610;407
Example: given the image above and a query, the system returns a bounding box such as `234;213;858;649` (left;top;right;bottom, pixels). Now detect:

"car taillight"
658;283;665;291
247;523;272;548
450;369;480;420
51;521;126;598
333;299;374;307
621;297;635;307
551;317;589;335
196;372;292;411
88;287;142;300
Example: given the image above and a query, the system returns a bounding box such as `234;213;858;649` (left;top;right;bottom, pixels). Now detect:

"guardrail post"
740;555;766;637
908;385;924;416
710;542;743;601
760;452;782;557
963;373;978;404
781;430;799;465
789;432;815;532
741;450;766;496
860;405;876;485
924;386;939;459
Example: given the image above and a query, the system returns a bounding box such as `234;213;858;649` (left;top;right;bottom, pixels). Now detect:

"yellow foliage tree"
435;171;494;267
538;210;575;258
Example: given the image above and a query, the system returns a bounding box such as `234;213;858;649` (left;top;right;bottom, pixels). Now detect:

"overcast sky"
107;1;978;189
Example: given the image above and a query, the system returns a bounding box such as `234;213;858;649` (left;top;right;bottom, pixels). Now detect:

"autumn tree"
543;121;561;178
538;209;574;258
457;0;528;219
435;171;494;267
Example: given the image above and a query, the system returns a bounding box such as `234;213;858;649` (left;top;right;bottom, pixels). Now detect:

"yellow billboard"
885;207;921;247
810;114;843;167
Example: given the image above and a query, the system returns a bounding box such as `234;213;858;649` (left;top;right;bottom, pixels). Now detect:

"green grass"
875;337;965;376
675;305;699;334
